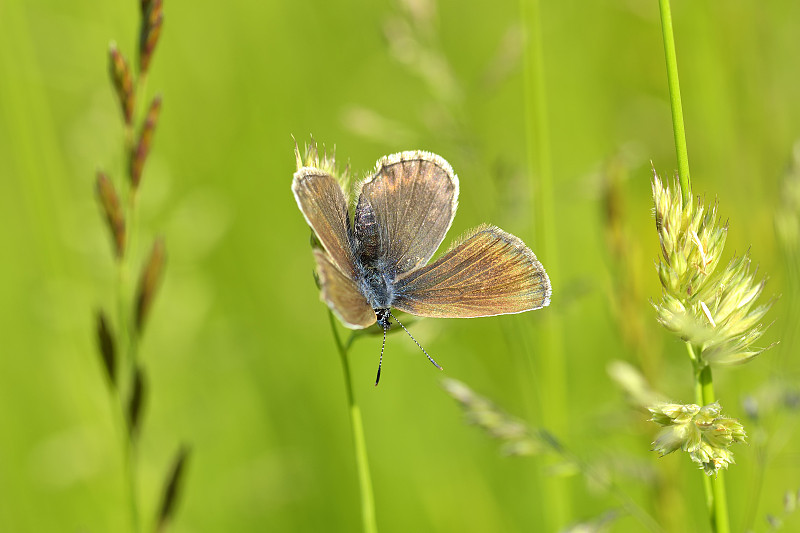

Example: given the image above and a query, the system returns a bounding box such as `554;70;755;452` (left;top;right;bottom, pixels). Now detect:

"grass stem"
113;64;147;533
123;410;140;533
688;345;730;533
328;311;378;533
520;0;569;528
658;0;692;204
111;128;140;533
659;1;730;528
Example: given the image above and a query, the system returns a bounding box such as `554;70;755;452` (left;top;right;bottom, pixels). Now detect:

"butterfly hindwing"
314;249;376;329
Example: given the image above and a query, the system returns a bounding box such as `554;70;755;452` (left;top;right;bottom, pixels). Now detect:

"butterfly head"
375;308;392;330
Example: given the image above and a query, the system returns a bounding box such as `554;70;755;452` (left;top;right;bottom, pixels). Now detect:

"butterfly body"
355;263;394;320
352;200;394;314
354;194;383;263
293;150;551;334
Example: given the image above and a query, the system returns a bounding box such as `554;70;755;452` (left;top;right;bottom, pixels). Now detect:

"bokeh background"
2;0;799;531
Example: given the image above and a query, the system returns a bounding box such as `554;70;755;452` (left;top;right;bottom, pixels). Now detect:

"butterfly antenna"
375;322;387;386
389;312;443;371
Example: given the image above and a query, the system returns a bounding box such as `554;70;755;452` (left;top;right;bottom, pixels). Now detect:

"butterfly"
292;150;551;383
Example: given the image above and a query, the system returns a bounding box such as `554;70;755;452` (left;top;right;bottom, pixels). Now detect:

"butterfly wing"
293;167;375;328
392;225;551;318
314;249;376;328
292;167;357;278
356;151;458;274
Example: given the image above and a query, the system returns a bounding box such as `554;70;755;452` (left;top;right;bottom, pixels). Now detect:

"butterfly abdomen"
354;196;383;266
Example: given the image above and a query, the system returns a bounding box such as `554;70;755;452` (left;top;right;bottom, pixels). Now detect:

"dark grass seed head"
96;310;117;386
130;95;162;189
135;237;167;335
96;171;126;259
139;0;163;75
108;43;135;126
156;445;191;533
127;366;146;439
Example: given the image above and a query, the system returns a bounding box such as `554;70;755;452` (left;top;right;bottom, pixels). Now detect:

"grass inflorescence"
93;2;189;532
646;3;775;532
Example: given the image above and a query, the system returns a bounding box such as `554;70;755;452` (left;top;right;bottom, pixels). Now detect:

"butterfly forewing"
358;151;459;274
292;168;356;278
314;249;376;329
392;225;551;318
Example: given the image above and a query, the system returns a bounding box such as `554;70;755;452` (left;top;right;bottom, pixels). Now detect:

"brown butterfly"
293;150;551;383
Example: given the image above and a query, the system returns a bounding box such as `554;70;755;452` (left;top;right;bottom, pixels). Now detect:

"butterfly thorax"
356;262;395;311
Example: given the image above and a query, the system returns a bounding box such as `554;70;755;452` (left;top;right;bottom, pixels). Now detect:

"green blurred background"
2;0;799;531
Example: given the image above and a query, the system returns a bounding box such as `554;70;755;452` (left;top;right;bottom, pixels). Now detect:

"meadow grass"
2;1;799;532
94;2;188;531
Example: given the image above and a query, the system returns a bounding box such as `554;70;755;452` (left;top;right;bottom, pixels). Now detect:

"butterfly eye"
376;308;391;328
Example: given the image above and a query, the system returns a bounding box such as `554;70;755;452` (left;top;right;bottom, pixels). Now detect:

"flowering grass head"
651;173;774;367
649;401;746;476
294;140;352;193
442;378;545;456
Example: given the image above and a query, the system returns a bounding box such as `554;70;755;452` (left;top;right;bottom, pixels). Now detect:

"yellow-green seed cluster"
649;402;746;476
294;141;352;192
651;173;773;367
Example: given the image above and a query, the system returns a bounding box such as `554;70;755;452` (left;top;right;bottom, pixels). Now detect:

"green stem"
115;261;140;533
104;377;140;533
110;21;154;533
658;0;692;204
116;198;141;533
660;2;729;528
125;197;140;370
123;412;140;533
114;103;140;533
328;311;378;533
520;0;569;528
689;345;730;533
117;69;146;533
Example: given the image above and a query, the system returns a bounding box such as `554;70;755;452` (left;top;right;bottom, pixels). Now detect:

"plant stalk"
661;2;730;528
328;311;378;533
520;0;569;528
688;344;730;533
123;410;140;533
112;126;139;533
658;0;692;205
